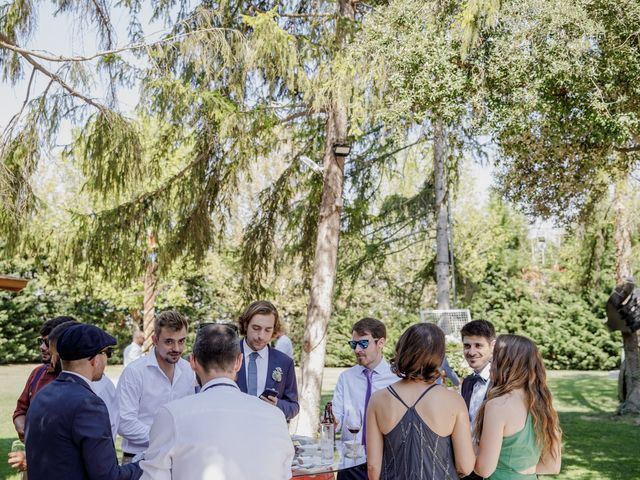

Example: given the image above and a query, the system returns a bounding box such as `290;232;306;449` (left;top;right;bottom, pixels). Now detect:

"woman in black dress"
366;323;475;480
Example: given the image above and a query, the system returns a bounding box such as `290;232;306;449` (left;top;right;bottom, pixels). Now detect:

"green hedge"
468;271;620;370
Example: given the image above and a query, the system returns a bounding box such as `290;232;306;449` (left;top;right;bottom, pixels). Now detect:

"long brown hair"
474;334;562;460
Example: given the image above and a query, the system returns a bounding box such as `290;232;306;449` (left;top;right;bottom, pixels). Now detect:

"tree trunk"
295;0;354;437
296;103;348;435
142;234;159;353
434;118;450;310
613;176;640;414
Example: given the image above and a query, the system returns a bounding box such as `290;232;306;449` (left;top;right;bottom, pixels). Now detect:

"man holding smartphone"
236;300;299;421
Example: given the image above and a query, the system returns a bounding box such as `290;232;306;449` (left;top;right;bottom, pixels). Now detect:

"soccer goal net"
420;309;472;338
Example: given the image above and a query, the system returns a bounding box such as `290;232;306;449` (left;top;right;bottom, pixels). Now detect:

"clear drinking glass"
344;409;362;437
320;423;334;463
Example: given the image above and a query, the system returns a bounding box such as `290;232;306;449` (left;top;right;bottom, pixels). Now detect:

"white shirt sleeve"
116;367;151;445
140;406;175;480
332;373;345;432
93;375;119;443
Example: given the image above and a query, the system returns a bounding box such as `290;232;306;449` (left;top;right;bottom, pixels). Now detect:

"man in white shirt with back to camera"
117;311;195;464
141;323;294;480
123;330;145;366
332;317;398;480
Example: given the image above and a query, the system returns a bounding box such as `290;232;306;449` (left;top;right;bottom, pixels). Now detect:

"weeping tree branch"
0;27;239;63
0;33;107;111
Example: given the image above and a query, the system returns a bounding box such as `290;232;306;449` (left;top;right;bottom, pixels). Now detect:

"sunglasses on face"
90;348;113;360
40;337;49;347
348;339;378;350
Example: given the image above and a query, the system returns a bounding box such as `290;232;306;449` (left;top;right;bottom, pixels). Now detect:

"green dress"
489;414;541;480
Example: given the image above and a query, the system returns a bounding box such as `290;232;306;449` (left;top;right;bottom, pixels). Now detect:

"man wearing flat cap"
25;324;142;480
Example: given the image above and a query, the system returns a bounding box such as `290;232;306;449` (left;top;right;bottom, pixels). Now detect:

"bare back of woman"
367;379;474;480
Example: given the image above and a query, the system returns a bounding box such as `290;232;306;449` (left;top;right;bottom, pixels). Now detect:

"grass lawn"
1;366;638;479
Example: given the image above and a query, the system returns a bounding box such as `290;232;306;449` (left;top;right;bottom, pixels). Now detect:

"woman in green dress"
474;335;562;479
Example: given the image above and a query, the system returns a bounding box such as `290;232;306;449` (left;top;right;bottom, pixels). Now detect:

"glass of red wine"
345;408;362;436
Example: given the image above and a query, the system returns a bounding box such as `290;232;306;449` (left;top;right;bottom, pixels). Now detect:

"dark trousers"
337;463;368;480
462;473;484;480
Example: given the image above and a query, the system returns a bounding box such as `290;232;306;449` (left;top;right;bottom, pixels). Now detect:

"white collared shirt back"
141;377;294;480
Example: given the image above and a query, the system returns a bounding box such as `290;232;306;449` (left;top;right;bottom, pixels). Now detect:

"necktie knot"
250;352;259;360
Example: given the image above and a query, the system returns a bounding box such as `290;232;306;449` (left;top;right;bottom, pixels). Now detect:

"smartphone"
260;387;279;399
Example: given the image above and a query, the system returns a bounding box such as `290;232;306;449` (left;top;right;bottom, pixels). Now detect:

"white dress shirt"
123;343;143;367
93;374;119;443
274;335;294;359
117;348;195;454
62;370;94;390
242;340;269;396
332;358;398;442
141;377;294;480
468;362;491;429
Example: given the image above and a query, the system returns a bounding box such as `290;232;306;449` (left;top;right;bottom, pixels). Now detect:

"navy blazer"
237;342;299;420
25;372;141;480
461;372;475;409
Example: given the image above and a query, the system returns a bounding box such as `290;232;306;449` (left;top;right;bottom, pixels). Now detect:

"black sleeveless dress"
380;384;459;480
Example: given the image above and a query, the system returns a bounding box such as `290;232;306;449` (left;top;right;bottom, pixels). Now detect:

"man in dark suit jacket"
460;319;496;480
236;300;299;420
25;324;142;480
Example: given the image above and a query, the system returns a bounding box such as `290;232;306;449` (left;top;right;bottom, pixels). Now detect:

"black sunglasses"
348;339;379;350
90;348;113;360
40;337;49;347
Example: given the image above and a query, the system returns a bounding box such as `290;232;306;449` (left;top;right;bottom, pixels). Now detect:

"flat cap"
57;324;117;361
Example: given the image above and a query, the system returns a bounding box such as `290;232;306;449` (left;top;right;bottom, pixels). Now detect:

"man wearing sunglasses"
12;316;73;443
25;323;142;480
332;318;398;480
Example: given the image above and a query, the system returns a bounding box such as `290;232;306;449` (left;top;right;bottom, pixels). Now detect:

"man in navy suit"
460;319;496;480
25;324;142;480
236;300;299;420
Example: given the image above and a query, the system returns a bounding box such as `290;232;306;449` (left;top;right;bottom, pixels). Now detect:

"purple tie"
362;368;374;446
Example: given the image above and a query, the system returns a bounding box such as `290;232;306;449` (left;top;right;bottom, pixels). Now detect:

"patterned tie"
248;352;259;396
361;368;374;446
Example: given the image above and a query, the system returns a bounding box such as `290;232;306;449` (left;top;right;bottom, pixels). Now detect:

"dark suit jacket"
461;373;486;480
237;342;299;420
461;372;475;410
25;372;142;480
